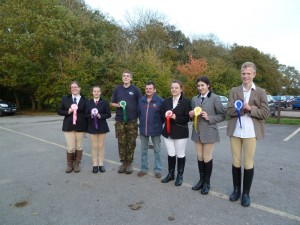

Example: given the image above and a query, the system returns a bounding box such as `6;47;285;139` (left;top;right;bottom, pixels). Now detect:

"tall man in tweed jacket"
227;62;269;207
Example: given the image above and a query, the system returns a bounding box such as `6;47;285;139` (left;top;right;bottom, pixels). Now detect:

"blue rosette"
235;100;243;128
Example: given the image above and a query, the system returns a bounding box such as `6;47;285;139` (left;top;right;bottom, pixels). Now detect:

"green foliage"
0;0;298;111
230;45;282;94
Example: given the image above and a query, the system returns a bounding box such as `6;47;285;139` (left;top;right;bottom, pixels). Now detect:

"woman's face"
70;83;81;95
197;81;209;95
92;87;101;99
171;82;182;97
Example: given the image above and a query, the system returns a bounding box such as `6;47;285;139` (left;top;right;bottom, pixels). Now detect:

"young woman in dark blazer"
161;80;192;186
85;85;111;173
58;81;87;173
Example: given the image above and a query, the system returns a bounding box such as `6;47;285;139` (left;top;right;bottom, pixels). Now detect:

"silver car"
219;95;228;110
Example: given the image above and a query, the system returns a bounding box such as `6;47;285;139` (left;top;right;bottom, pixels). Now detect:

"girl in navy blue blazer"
85;85;111;173
58;81;87;173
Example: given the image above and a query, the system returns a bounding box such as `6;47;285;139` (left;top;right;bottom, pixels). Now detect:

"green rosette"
119;100;128;123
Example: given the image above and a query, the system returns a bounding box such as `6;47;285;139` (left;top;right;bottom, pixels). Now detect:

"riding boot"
161;156;176;183
192;160;204;190
175;157;185;186
241;168;254;207
66;152;74;173
201;159;213;195
73;150;82;173
229;165;241;201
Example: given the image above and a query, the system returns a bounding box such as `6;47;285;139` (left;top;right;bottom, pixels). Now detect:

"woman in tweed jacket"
189;76;226;194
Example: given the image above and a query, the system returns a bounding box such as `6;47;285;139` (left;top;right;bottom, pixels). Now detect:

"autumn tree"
177;54;207;98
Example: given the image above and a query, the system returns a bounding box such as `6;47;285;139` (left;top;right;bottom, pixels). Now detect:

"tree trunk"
13;90;20;109
30;96;36;111
37;99;42;111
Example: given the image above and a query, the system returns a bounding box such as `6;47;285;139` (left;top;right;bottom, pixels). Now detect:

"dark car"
272;96;287;108
267;95;276;116
291;96;300;110
0;99;18;116
219;95;228;110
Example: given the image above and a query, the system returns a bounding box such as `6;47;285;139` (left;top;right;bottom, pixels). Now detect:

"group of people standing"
58;62;270;207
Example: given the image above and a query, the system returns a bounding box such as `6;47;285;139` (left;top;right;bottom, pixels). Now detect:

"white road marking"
283;127;300;141
1;126;300;223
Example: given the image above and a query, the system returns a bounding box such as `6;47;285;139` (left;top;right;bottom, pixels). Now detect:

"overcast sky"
84;0;300;71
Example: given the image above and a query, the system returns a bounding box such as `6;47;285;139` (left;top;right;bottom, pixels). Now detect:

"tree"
279;65;300;95
230;44;282;94
177;54;207;98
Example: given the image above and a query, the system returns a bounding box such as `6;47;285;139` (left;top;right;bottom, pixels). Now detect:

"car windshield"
268;96;274;102
219;96;228;101
273;96;280;101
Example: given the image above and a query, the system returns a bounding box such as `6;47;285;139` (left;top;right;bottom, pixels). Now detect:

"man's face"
145;84;156;97
122;73;132;84
241;67;256;86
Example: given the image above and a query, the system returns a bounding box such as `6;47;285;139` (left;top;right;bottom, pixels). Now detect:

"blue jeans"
140;135;162;173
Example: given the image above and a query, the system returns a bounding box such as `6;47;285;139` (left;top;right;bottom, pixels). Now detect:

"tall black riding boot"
201;159;213;195
175;157;185;186
229;165;241;201
241;168;254;207
192;160;204;190
161;156;176;183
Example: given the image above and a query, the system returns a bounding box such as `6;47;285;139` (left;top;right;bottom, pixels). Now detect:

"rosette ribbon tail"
234;100;243;129
120;101;128;123
71;104;78;125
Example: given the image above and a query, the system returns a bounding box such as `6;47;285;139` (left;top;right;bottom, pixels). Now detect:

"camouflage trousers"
115;120;138;163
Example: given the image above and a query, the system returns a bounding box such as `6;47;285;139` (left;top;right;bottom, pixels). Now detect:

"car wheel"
0;110;3;117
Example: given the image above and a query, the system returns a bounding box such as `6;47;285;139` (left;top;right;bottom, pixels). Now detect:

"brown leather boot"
74;150;82;173
66;152;74;173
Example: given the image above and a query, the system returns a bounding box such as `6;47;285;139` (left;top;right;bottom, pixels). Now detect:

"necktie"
73;97;77;104
95;100;98;105
201;97;204;105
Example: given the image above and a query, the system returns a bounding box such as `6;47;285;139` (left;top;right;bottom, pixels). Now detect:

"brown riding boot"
66;152;74;173
74;150;82;173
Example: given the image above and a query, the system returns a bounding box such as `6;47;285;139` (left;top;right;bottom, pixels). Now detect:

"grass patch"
266;117;300;125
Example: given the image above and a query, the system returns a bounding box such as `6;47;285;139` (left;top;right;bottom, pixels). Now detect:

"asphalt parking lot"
0;115;299;225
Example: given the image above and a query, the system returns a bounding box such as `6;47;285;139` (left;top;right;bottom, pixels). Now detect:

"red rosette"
165;110;173;135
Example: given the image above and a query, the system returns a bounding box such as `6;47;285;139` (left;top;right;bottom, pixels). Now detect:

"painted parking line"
1;126;300;223
283;127;300;141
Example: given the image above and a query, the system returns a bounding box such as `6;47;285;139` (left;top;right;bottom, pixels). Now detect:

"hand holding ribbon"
71;104;78;125
91;108;99;129
119;100;127;123
193;107;202;132
235;100;243;128
165;110;173;135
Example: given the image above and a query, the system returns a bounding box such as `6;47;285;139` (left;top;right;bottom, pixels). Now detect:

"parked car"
0;99;18;116
219;95;228;110
267;95;276;116
272;96;287;108
291;96;300;110
285;95;295;107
